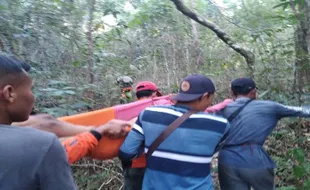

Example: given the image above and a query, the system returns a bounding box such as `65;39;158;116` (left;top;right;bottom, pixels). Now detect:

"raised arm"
274;102;310;118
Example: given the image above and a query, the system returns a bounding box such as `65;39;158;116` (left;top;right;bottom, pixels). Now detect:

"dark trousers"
218;163;275;190
123;167;146;190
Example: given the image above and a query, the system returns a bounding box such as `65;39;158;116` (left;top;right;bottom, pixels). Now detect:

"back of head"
172;74;216;111
231;77;257;99
0;55;30;80
135;81;162;100
0;55;33;124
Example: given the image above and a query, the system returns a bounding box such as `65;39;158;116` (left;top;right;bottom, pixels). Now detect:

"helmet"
117;76;133;89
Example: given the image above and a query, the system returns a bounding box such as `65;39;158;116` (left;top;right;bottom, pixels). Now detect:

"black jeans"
123;167;146;190
218;163;275;190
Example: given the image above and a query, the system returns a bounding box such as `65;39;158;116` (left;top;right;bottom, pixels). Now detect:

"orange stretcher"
58;96;172;160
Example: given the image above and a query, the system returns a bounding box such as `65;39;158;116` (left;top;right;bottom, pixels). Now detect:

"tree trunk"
170;0;255;76
171;36;178;85
162;46;171;92
305;0;310;53
87;0;96;83
153;48;157;79
185;39;191;75
189;0;203;67
291;0;310;104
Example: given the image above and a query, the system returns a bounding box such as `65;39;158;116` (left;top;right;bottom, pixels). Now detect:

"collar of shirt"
174;104;192;110
235;97;250;103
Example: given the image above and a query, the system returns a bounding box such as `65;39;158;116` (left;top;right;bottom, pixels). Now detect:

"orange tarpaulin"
59;107;120;160
58;96;172;160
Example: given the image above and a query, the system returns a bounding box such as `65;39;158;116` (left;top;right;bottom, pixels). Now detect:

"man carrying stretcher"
14;81;232;168
13;113;131;164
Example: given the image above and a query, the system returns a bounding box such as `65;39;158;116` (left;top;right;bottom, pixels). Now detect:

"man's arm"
62;119;131;164
205;99;233;113
13;114;93;137
37;137;78;190
62;132;99;164
119;113;145;161
273;102;310;118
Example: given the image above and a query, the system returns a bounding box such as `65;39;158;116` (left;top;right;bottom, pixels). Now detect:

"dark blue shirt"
219;97;310;168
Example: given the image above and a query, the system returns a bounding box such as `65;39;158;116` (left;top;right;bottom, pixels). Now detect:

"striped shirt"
119;104;230;190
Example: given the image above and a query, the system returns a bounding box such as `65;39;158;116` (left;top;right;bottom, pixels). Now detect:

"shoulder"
191;112;228;124
143;105;175;113
251;100;278;108
1;125;57;151
0;126;59;165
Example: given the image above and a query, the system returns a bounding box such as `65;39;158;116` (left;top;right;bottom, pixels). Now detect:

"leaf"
40;88;58;92
273;2;290;10
72;61;81;67
303;179;310;189
258;90;269;99
277;186;297;190
64;90;76;95
293;165;306;178
50;90;65;97
63;87;76;90
293;148;305;163
70;102;90;110
128;17;141;28
48;80;67;86
0;4;7;10
303;162;310;173
94;23;105;31
42;107;68;117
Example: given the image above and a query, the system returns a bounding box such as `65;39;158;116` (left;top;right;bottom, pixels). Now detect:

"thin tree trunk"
171;36;178;85
294;25;308;105
189;0;203;67
190;0;199;44
162;46;171;92
185;39;190;75
305;0;310;53
87;0;96;83
153;48;157;79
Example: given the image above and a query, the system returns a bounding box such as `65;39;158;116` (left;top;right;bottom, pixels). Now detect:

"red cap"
136;81;162;96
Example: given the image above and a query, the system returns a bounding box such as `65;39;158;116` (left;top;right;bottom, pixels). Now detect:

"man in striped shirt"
119;74;230;190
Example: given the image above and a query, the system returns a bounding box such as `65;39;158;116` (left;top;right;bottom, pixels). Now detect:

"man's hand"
95;119;131;139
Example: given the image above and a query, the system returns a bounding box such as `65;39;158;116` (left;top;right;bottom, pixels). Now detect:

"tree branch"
170;0;255;74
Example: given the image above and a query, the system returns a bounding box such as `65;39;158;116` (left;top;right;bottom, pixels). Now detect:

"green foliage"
279;147;310;189
33;78;97;117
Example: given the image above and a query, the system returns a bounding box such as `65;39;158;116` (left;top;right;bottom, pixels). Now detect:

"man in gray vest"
218;77;310;190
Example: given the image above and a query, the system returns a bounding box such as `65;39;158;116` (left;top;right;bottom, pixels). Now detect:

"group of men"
1;54;310;190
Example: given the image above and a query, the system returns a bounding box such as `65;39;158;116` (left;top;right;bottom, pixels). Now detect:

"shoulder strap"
227;99;253;122
146;110;197;161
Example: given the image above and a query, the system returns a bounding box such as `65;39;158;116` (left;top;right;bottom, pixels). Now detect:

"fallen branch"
170;0;255;74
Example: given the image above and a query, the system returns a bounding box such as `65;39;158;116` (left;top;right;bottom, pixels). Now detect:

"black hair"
0;55;31;78
231;88;252;96
136;90;155;99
